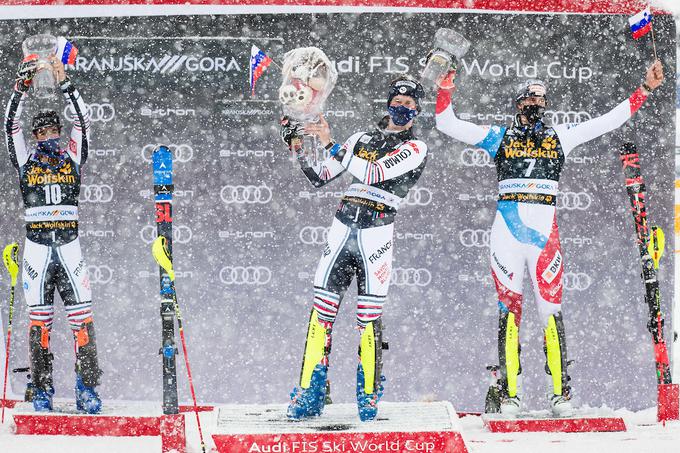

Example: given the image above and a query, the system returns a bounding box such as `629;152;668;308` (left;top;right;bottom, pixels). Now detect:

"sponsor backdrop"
0;13;675;412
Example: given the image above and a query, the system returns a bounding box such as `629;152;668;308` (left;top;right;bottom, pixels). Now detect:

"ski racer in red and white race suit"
434;60;664;417
280;75;428;422
4;55;102;413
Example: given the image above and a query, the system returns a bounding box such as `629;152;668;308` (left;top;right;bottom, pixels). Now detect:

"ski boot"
356;363;385;422
500;394;521;416
498;309;522;417
32;385;54;412
287;364;328;419
29;321;54;412
544;313;573;418
74;318;103;414
75;374;102;414
484;365;506;414
356;318;387;422
549;392;573;417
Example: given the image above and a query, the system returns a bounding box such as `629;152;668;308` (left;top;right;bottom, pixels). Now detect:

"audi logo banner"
0;11;674;414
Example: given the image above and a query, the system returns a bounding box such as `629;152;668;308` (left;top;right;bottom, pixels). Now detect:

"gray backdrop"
0;12;676;412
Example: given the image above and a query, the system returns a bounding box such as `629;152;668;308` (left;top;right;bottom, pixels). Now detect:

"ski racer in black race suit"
434;60;664;417
4;55;102;413
281;75;428;422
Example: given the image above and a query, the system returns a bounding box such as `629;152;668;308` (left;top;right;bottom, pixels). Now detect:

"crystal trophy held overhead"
421;28;471;91
22;34;58;99
278;47;338;165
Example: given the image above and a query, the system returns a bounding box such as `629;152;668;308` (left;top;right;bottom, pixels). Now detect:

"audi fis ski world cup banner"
0;13;675;412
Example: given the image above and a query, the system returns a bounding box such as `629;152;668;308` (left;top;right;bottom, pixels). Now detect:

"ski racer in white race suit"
280;75;428;422
434;60;664;417
4;55;102;413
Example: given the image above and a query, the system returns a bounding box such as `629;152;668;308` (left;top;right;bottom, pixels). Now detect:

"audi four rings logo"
459;229;491;248
403;188;433;206
80;184;114;203
219;266;272;285
563;272;592;291
140;225;193;244
141;144;194;163
87;265;113;284
461;148;493;168
64;103;115;123
557;192;592;211
390;268;432;287
220;184;273;204
544;110;592;124
299;226;329;245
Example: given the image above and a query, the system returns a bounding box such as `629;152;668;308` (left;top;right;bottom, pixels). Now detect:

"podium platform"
482;409;627;433
11;401;185;453
212;401;468;453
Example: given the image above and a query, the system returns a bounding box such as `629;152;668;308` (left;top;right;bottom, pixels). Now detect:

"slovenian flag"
628;6;653;40
56;37;78;66
250;45;273;96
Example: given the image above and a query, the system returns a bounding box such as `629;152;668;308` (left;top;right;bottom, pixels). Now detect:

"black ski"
153;145;179;415
619;142;672;385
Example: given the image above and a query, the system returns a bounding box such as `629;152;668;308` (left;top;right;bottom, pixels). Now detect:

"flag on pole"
56;37;78;66
628;6;653;40
250;45;273;96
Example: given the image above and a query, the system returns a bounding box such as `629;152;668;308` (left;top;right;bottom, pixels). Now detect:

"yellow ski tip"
151;236;175;281
648;226;665;269
3;242;19;286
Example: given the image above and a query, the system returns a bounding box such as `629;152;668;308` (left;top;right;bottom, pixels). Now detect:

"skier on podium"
433;58;664;416
280;75;428;421
4;54;103;413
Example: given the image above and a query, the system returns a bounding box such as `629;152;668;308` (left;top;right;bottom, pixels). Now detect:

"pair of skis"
619;143;678;421
619;143;671;385
151;145;206;452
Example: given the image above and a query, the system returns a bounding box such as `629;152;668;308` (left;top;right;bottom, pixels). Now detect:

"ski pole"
152;236;206;453
1;242;19;424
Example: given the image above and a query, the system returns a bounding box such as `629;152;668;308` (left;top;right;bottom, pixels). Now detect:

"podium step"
482;409;626;433
212;401;468;453
11;401;186;452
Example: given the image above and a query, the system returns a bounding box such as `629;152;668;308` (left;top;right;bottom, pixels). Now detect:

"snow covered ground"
0;402;679;453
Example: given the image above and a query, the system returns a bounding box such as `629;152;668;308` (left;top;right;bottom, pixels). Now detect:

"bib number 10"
43;184;63;204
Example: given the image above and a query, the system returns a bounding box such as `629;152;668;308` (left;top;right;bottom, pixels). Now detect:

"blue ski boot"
32;386;54;412
75;374;102;414
287;364;328;419
356;363;385;422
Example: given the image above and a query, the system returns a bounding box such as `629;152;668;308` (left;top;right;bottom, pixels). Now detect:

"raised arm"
54;57;90;166
553;60;664;156
4;57;37;169
435;85;506;157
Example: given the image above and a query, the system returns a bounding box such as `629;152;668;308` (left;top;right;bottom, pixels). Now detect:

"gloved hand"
439;70;456;91
16;55;40;92
280;116;303;152
425;49;457;91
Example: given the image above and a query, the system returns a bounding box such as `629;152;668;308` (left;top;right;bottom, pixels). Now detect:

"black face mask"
521;104;545;124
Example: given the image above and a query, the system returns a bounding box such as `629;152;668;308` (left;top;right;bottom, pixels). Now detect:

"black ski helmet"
387;75;425;112
515;79;547;105
31;110;62;134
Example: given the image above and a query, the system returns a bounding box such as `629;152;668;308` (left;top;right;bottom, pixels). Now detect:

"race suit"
4;78;102;391
435;86;650;399
293;124;428;394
